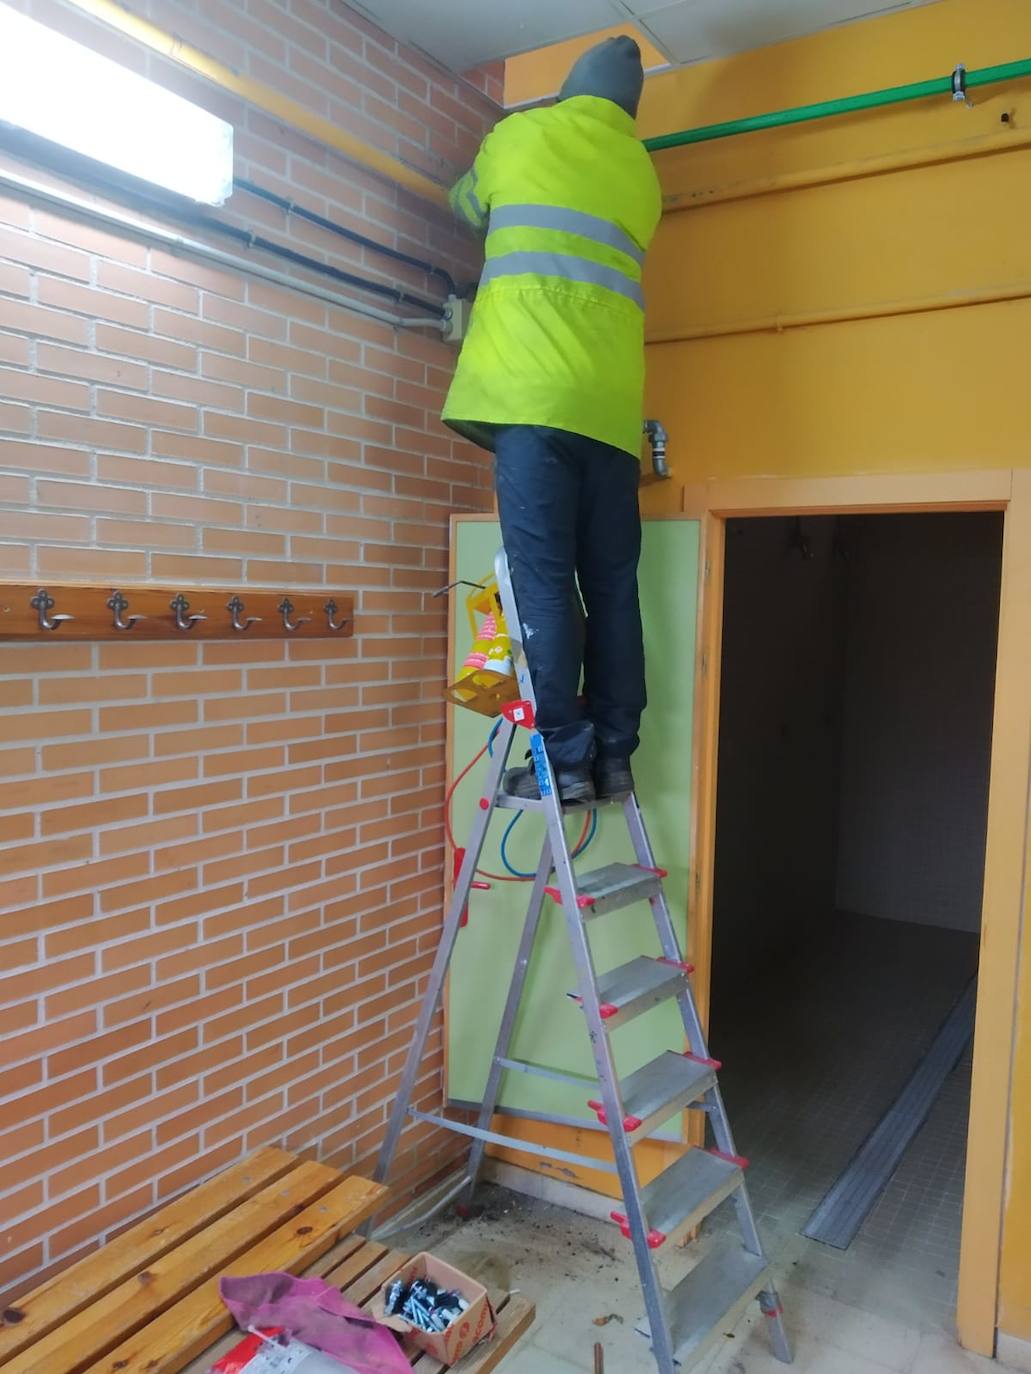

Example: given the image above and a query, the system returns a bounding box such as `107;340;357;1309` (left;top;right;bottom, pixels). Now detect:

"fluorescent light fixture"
0;2;233;204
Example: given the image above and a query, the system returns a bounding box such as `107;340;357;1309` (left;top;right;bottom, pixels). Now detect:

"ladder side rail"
623;782;792;1362
374;716;518;1186
623;793;714;1054
545;797;678;1374
495;547;537;710
462;836;555;1204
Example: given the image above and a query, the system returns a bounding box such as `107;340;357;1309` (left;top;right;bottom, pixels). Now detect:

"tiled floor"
394;915;990;1372
708;913;979;1333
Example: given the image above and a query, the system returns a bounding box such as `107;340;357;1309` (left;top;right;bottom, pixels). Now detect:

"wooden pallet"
181;1235;535;1374
0;1149;533;1374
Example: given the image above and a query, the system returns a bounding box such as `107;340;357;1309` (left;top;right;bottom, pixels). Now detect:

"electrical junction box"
442;293;470;343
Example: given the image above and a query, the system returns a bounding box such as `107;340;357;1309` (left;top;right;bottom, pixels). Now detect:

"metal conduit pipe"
0;134;446;316
0;167;446;331
186;214;446;316
644;58;1031;152
235;178;459;298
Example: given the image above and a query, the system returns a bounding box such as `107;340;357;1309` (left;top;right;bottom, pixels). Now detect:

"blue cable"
486;720;599;877
500;811;532;878
577;808;599;856
498;795;599;878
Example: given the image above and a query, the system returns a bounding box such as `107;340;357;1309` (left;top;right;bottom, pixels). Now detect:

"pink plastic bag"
219;1274;411;1374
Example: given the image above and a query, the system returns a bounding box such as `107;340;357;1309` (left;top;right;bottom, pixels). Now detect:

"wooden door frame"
683;468;1031;1358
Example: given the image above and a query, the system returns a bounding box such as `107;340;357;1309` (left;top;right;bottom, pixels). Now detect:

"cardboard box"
370;1253;495;1365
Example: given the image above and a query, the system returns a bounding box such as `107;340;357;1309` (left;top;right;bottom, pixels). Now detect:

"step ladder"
374;549;791;1373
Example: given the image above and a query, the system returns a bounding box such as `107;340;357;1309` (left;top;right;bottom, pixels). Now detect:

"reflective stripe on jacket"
442;95;662;458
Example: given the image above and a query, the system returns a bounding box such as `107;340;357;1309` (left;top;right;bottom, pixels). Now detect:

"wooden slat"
0;1148;297;1366
84;1175;387;1374
176;1233;369;1374
323;1239;393;1291
5;1161;340;1374
0;584;355;640
453;1294;536;1372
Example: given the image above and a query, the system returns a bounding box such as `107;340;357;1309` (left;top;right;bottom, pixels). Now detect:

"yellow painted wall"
637;0;1031;496
627;0;1031;1344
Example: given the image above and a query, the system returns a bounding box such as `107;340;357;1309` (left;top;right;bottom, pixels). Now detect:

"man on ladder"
370;38;792;1374
443;36;662;806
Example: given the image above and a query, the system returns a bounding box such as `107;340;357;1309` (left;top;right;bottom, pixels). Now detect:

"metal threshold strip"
802;979;977;1249
645;58;1031;152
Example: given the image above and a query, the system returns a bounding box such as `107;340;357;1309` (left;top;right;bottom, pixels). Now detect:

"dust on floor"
388;1177;1009;1374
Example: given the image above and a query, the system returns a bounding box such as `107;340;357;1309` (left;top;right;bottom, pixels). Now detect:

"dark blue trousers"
494;425;646;771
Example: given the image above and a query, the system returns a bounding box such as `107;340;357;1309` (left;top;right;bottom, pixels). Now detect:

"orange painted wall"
626;0;1031;1344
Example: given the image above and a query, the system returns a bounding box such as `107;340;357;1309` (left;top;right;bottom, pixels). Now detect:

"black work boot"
594;755;634;799
502;761;595;805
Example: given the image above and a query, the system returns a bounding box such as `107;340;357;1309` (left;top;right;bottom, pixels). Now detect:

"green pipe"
643;57;1031;152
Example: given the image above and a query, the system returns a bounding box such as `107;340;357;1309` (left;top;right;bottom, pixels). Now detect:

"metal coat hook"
324;598;350;632
107;589;145;631
30;588;74;632
278;597;310;632
170;593;207;632
227;595;261;632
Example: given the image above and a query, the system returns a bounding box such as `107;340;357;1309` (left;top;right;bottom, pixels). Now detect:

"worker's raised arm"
448;125;502;232
448;166;488;232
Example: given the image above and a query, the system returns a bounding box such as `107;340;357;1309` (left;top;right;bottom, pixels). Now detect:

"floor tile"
910;1332;1002;1374
998;1334;1031;1374
499;1344;590;1373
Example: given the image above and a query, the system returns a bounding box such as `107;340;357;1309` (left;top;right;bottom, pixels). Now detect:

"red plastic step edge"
587;1099;642;1132
610;1211;666;1249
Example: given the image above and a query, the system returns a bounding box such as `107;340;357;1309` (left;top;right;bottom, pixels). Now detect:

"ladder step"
546;861;666;917
568;955;693;1030
639;1236;769;1367
637;1146;746;1248
493;792;627;814
588;1050;718;1143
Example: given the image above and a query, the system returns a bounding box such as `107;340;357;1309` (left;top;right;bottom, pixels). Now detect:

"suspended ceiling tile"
348;0;624;71
632;0;933;63
348;0;943;72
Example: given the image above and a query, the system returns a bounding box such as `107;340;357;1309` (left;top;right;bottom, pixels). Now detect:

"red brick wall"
0;0;498;1298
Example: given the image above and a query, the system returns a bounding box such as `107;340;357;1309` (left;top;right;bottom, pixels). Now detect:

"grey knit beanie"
558;35;644;119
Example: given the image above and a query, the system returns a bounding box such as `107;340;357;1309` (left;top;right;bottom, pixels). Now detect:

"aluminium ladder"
375;549;791;1373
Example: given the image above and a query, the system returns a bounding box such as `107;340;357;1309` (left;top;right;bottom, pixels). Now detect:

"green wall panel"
446;517;699;1140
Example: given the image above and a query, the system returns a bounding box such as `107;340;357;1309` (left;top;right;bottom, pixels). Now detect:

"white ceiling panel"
349;0;620;72
348;0;943;74
632;0;929;64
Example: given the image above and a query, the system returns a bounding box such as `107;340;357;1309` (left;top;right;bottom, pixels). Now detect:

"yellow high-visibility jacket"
442;95;662;459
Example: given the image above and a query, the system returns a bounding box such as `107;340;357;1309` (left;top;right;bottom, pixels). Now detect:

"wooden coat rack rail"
0;583;355;640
